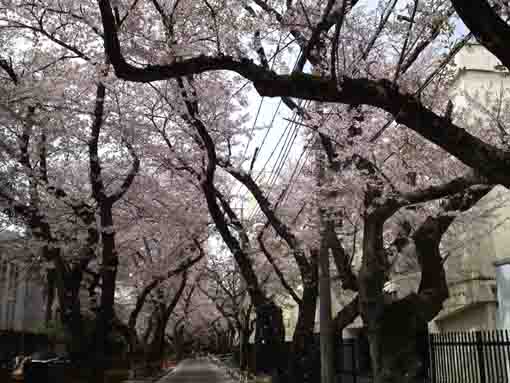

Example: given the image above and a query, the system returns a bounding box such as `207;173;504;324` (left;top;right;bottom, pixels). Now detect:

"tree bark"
94;205;119;366
289;267;319;383
255;301;285;381
147;273;187;364
361;185;493;383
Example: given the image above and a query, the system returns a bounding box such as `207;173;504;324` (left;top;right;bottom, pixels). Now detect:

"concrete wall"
454;43;508;72
443;187;510;282
424;44;510;332
0;256;46;333
449;43;510;139
435;302;497;333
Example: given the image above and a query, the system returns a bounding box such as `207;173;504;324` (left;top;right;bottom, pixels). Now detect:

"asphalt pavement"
157;358;235;383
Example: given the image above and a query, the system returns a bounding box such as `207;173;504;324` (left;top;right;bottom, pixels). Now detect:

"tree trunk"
239;326;251;371
50;249;87;360
359;211;387;383
288;271;318;383
367;298;430;383
147;274;187;365
255;301;285;382
174;325;186;361
147;310;168;364
361;189;479;383
94;205;118;380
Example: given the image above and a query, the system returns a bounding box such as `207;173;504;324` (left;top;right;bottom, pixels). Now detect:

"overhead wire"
229;33;290;199
242;8;470;227
246;97;313;221
369;32;473;143
246;110;301;221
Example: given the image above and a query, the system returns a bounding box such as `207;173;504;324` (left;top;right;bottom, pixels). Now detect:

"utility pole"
314;136;335;383
238;200;248;372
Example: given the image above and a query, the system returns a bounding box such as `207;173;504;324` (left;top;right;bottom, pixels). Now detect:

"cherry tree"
113;172;207;365
2;1;510;382
88;0;509;183
0;16;141;367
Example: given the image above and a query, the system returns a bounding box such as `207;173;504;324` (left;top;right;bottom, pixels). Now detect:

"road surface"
157;359;235;383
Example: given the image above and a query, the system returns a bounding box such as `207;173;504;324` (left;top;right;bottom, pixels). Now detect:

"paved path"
157;359;235;383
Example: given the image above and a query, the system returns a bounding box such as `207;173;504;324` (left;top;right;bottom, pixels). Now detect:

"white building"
382;42;510;333
432;42;510;332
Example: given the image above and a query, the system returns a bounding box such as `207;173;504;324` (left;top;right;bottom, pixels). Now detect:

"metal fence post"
353;341;357;383
476;331;486;383
429;334;436;383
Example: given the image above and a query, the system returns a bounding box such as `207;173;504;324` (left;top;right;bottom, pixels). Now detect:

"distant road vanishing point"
156;359;235;383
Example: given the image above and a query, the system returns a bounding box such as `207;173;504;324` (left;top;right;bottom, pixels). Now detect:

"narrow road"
157;359;235;383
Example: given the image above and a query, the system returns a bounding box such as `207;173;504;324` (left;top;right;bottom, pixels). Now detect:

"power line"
369;32;473;143
246;112;300;221
241;97;265;160
247;97;313;220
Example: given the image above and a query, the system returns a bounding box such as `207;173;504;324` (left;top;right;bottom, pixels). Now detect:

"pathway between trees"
157;358;235;383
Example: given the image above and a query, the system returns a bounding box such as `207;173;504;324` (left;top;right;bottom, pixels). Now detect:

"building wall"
444;188;510;283
435;302;497;333
454;43;508;72
0;247;47;333
428;44;510;332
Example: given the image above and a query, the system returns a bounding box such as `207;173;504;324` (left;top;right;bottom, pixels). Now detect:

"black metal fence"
240;330;510;383
430;330;510;383
336;330;510;383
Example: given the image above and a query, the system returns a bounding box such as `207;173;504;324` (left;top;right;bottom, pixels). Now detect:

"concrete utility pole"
238;200;249;372
314;137;335;383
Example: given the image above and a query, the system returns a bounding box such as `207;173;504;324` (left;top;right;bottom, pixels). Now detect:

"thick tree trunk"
147;274;187;365
360;184;490;383
255;301;285;382
93;205;119;381
239;326;251;370
288;273;318;383
50;249;87;360
173;325;186;361
366;296;432;383
359;212;387;383
361;219;432;383
147;311;168;364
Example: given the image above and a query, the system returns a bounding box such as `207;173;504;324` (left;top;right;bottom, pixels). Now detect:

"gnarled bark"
361;184;493;383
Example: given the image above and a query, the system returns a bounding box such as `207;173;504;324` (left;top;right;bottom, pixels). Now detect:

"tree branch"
325;219;358;292
0;57;18;84
89;83;107;203
333;294;359;334
128;244;205;330
257;229;302;305
107;137;140;204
